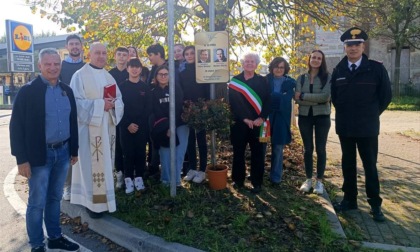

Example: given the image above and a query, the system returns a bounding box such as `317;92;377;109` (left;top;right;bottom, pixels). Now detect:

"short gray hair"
38;48;60;63
90;42;106;52
241;52;260;65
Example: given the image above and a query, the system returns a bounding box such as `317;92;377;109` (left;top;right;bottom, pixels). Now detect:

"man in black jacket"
10;48;79;252
331;27;392;222
109;46;129;189
60;34;85;201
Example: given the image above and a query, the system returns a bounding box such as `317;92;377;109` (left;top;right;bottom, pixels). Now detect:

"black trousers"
298;115;331;179
120;126;148;179
187;128;208;172
114;125;124;172
339;136;382;207
230;122;265;187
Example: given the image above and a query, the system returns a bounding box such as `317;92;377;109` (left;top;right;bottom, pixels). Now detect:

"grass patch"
110;130;361;251
388;95;420;111
338;216;365;241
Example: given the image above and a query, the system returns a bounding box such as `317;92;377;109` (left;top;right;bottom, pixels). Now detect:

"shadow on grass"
110;136;357;252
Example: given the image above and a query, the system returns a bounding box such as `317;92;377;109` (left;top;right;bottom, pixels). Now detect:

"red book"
104;84;116;99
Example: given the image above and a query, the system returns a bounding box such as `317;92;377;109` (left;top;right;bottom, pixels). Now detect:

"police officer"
331;27;392;222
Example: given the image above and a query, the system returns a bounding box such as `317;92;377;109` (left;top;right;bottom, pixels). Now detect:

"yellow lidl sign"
13;25;32;51
6;20;34;53
6;20;34;72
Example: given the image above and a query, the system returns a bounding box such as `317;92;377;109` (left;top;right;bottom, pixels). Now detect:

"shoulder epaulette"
369;58;383;64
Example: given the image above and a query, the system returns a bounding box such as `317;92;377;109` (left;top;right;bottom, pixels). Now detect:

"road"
0;110;124;252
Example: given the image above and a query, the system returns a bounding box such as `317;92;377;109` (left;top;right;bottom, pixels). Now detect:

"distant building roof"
0;34;74;52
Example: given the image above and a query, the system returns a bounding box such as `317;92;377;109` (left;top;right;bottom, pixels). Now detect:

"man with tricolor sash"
228;52;271;193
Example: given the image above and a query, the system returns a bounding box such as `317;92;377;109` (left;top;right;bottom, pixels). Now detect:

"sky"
0;0;66;37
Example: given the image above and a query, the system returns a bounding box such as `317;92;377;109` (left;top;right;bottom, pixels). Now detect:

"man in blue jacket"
10;48;79;252
331;27;392;222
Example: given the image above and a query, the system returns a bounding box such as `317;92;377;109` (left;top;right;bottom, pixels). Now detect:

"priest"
70;42;124;218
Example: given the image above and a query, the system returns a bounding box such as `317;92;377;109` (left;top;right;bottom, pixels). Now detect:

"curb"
318;190;346;238
61;201;204;252
320;191;420;252
362;242;420;252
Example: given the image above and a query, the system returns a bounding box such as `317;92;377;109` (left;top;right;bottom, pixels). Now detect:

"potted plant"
182;98;233;190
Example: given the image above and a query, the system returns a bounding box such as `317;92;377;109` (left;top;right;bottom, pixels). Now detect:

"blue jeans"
159;125;189;185
27;142;70;248
298;115;331;179
270;144;284;183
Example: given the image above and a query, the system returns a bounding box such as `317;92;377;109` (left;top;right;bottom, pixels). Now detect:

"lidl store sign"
7;20;34;53
6;20;34;72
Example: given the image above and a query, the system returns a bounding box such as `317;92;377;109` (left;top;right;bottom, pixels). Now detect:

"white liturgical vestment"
70;64;123;213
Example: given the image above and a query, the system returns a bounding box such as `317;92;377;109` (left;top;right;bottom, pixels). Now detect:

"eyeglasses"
157;73;169;78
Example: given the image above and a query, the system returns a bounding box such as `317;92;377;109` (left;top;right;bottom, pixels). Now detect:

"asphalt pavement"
0;109;199;252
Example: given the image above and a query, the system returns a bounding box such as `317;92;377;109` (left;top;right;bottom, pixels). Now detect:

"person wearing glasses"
150;65;189;186
295;50;331;195
265;57;296;185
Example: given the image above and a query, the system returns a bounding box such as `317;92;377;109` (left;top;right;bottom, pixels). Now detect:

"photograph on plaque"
195;31;229;83
213;48;227;62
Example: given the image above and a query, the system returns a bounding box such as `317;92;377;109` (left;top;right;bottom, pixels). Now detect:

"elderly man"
228;52;271;193
331;27;392;222
10;48;79;252
70;42;124;218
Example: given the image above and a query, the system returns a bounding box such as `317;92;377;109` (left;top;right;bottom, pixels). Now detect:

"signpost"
5;20;34;104
5;20;35;73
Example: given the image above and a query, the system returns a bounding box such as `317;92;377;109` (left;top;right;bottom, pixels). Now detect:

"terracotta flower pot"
206;164;228;190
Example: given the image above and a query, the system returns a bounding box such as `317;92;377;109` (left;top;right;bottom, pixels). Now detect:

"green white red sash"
259;118;271;143
229;78;262;114
229;77;270;142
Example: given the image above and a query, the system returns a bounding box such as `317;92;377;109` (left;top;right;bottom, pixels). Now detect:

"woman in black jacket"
119;58;151;194
179;46;210;184
150;65;188;186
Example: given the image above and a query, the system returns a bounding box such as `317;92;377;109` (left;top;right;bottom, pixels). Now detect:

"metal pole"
209;0;216;166
167;0;176;197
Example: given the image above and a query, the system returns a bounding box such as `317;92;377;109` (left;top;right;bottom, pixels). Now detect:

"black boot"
370;206;385;222
333;199;358;212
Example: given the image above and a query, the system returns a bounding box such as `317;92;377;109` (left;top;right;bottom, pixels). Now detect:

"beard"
69;50;81;57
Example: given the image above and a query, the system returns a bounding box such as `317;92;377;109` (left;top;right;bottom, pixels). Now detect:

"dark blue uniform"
331;54;392;208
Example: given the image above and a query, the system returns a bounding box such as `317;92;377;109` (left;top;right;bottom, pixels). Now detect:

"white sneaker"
300;179;312;193
116;171;124;189
313;181;324;195
183;170;197;181
125;178;134;194
192;171;206;183
62;186;71;201
134;177;146;191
